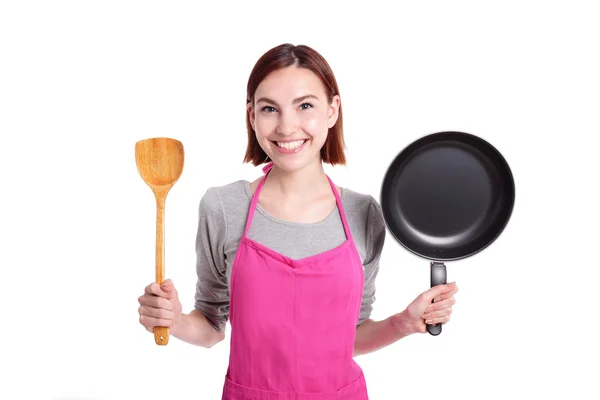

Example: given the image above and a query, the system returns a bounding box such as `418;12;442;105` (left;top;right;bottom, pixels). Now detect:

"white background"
2;1;599;399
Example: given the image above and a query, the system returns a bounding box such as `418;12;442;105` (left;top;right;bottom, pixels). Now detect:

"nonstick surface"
380;131;515;261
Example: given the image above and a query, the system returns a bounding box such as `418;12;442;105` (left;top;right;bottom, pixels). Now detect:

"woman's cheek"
255;117;274;138
301;113;326;136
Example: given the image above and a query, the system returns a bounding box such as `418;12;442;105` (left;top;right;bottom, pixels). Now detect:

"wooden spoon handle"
155;193;169;345
154;326;169;345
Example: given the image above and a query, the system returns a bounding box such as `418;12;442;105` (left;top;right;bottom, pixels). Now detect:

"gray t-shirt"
193;180;386;332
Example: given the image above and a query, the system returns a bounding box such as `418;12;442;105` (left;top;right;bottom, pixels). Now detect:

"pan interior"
381;133;514;261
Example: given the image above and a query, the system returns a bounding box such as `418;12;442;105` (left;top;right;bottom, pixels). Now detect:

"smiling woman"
136;43;459;400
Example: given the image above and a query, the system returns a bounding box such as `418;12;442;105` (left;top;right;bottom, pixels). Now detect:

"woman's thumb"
160;279;177;296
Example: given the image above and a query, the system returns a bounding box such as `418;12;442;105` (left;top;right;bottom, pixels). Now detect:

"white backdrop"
2;1;599;399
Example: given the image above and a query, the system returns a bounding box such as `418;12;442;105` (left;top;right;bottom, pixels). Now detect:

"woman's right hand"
138;278;183;333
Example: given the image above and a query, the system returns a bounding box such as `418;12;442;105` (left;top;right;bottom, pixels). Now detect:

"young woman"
137;43;458;399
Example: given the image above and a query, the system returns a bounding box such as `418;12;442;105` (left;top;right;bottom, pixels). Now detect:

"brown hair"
243;43;346;166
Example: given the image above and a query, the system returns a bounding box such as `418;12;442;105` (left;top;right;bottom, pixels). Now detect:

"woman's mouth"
272;139;308;153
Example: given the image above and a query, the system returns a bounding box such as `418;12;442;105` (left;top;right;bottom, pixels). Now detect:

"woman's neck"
265;160;330;199
252;159;339;224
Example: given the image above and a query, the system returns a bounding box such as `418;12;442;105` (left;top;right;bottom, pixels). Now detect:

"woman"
137;43;458;399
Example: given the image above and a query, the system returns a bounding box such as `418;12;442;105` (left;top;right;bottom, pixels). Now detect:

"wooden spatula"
135;137;184;345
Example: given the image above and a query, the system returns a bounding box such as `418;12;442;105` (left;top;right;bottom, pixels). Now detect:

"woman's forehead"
255;67;325;100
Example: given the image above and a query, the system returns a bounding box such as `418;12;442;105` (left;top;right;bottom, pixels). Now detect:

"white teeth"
276;140;306;150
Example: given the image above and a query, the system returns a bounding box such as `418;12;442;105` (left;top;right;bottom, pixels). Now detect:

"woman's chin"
268;155;321;173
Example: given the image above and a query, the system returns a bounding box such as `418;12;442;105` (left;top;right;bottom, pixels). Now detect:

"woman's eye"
262;106;276;113
300;102;313;110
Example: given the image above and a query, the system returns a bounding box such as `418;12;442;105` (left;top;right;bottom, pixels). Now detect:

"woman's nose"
276;111;299;135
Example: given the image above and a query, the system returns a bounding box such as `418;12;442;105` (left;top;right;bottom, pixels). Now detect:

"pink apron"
221;163;369;400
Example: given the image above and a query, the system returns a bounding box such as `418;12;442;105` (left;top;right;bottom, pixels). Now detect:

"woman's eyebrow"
255;94;319;106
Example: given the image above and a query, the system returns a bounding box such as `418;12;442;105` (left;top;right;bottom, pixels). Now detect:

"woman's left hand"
400;282;459;334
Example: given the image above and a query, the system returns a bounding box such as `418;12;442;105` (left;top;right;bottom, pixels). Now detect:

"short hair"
243;43;346;166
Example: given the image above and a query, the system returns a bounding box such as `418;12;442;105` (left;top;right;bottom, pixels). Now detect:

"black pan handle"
427;261;447;336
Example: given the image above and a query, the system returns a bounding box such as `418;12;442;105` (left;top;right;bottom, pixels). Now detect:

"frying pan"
380;131;515;336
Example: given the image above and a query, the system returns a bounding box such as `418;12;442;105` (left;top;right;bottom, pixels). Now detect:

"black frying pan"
380;131;515;335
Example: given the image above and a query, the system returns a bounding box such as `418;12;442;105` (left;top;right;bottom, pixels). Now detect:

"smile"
272;139;308;153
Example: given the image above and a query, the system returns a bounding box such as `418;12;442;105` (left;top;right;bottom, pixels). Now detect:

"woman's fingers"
423;305;452;318
423;296;455;324
424;314;452;325
144;282;169;298
138;293;174;310
139;305;175;320
425;296;456;313
432;285;459;303
138;303;176;331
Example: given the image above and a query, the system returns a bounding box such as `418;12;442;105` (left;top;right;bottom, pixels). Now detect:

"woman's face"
248;66;340;172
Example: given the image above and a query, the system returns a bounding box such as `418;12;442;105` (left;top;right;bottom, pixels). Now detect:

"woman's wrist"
169;312;186;338
390;310;421;338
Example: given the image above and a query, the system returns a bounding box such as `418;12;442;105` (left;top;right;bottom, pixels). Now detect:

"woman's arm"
354;282;458;356
171;309;225;347
353;312;417;356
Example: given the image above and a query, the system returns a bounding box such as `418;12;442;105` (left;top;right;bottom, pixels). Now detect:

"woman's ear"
247;101;256;130
327;95;341;128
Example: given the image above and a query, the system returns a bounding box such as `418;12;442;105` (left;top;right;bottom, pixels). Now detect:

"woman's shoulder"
340;186;386;231
340;187;383;215
206;179;252;196
340;186;387;255
199;179;253;213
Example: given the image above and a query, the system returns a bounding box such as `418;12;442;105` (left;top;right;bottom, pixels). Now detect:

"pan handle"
427;261;447;336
